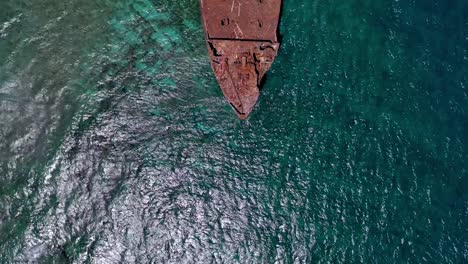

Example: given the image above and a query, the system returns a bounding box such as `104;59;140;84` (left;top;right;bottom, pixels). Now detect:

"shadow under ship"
199;0;281;119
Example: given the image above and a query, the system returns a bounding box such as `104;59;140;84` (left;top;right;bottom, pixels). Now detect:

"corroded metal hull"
200;0;281;119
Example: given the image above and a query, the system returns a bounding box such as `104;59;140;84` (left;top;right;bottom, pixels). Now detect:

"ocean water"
0;0;467;263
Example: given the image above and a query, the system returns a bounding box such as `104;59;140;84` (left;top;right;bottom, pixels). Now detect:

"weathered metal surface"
200;0;281;119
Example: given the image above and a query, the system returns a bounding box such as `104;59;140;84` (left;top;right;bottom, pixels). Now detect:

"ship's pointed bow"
199;0;281;119
208;40;279;119
232;88;259;120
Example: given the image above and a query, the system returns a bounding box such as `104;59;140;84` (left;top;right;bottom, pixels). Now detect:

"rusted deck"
200;0;281;119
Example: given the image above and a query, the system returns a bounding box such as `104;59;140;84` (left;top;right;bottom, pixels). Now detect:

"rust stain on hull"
200;0;282;119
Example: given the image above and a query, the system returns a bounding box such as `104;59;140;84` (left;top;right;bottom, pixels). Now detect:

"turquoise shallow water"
0;0;467;263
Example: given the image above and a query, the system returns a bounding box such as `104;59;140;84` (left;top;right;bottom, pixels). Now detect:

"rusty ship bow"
200;0;281;119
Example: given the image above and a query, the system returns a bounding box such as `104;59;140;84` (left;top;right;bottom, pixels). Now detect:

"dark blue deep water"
1;0;467;263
